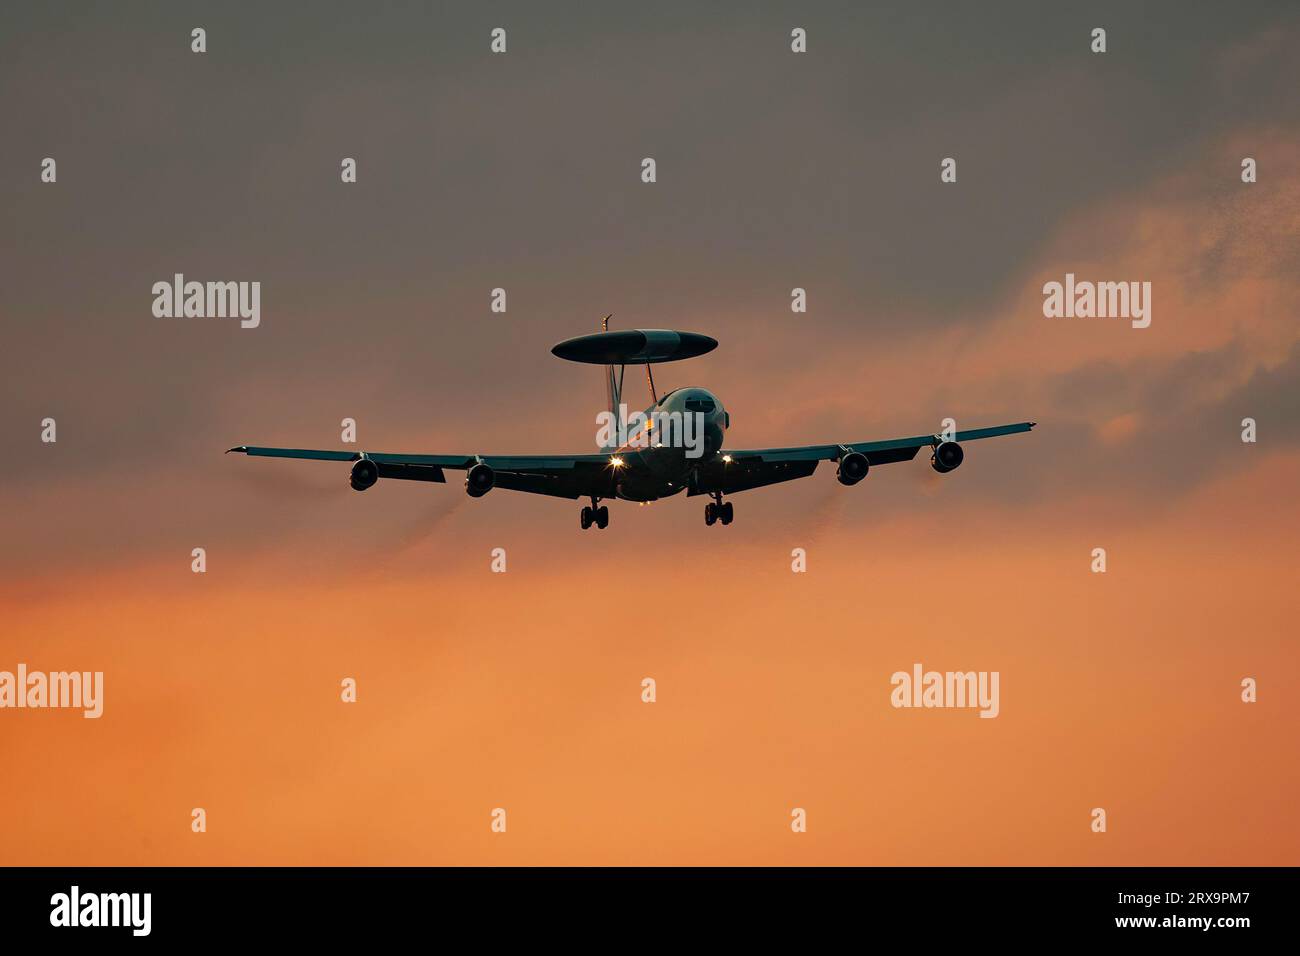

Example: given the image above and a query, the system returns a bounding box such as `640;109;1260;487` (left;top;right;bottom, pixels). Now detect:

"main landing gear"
704;493;733;527
580;497;609;530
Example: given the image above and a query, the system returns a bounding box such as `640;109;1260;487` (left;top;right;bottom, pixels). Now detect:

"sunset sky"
2;1;1297;865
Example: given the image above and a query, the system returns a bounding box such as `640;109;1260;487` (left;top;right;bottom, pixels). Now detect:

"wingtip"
226;446;248;455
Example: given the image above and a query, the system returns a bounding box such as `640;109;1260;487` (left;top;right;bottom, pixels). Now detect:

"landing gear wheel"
580;506;593;530
706;494;732;527
595;505;609;529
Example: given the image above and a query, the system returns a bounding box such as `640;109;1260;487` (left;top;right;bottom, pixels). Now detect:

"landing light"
722;454;732;463
610;456;625;468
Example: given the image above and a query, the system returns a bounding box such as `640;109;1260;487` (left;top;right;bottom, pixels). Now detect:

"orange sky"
4;450;1297;865
2;3;1298;865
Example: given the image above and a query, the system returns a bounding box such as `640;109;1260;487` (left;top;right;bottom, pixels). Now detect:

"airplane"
227;318;1035;529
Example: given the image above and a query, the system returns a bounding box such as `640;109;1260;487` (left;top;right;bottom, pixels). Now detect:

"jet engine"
465;462;495;497
350;458;379;491
836;451;870;486
931;441;964;474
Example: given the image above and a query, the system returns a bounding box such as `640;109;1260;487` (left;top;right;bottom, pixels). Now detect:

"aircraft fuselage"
609;386;727;501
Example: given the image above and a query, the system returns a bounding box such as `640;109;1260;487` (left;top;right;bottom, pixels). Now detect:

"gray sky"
3;0;1298;570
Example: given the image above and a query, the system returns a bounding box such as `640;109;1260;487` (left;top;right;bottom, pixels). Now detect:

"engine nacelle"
465;462;495;497
931;441;964;474
836;451;869;486
350;458;379;491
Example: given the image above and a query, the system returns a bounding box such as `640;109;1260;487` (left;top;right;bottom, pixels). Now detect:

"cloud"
2;4;1298;570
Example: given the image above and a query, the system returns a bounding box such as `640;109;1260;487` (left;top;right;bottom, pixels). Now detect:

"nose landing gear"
704;493;733;527
581;498;609;530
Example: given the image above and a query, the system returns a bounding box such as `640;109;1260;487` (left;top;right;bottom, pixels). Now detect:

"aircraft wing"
692;421;1035;495
226;446;616;500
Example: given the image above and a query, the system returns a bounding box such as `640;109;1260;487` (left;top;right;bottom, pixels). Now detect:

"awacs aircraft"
228;319;1035;529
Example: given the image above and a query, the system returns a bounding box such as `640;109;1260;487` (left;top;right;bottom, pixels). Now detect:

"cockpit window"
685;398;715;412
